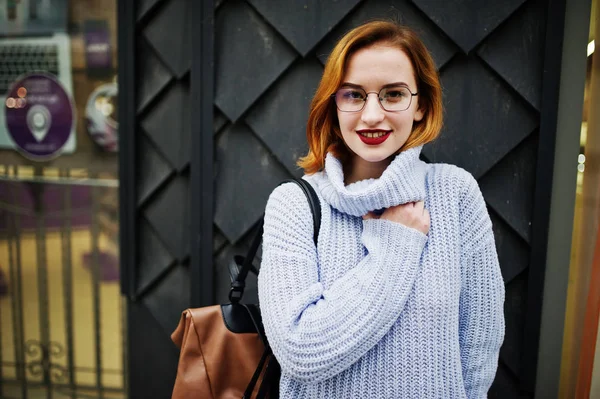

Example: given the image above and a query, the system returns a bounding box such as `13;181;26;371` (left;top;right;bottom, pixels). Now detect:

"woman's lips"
356;130;392;145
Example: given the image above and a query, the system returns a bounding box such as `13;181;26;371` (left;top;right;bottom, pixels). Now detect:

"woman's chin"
354;149;397;164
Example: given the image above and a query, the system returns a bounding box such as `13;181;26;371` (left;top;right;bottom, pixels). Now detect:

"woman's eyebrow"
382;82;410;89
340;82;411;89
340;82;363;89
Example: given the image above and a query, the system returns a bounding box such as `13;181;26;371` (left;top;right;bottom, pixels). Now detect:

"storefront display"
0;0;122;397
4;72;75;160
0;32;75;154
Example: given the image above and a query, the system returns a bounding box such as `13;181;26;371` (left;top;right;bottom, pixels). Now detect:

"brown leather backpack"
170;179;321;399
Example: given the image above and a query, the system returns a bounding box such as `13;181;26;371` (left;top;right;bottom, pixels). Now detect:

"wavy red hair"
298;21;443;174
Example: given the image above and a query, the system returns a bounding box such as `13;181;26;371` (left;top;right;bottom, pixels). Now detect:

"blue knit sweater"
257;146;505;399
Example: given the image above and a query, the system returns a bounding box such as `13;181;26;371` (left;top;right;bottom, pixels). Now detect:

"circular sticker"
86;82;118;152
4;73;75;161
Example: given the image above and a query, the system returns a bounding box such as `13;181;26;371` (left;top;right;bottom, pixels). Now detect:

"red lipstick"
356;129;391;145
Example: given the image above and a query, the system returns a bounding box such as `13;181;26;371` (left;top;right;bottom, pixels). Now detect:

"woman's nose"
360;94;385;125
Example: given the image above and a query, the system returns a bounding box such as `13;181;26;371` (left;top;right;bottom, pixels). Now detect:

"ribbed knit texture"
257;146;505;399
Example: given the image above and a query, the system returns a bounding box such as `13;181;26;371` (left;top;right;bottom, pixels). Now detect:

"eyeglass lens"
335;86;414;112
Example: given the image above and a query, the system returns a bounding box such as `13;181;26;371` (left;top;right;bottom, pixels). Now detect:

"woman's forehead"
344;45;416;88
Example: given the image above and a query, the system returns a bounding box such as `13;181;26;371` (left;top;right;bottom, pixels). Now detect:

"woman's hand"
363;201;430;235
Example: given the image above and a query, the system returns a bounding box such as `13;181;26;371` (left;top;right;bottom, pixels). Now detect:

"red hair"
298;21;443;174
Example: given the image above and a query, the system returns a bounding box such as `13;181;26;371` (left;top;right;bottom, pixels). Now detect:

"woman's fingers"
362;211;378;220
380;201;430;234
414;201;425;214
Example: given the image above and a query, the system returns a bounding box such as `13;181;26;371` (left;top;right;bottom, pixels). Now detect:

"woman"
257;20;505;398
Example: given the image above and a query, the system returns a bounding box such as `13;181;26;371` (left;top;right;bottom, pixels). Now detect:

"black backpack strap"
242;347;271;399
283;179;321;246
229;178;321;303
256;355;281;399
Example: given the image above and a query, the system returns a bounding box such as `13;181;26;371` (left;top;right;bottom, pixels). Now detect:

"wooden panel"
245;59;323;177
214;0;297;122
248;0;360;55
128;302;179;399
477;0;546;109
142;0;191;77
127;0;192;396
315;0;457;68
411;0;526;52
140;81;191;170
214;123;290;243
423;54;538;178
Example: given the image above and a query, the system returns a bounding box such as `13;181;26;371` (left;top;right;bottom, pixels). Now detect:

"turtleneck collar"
306;146;428;217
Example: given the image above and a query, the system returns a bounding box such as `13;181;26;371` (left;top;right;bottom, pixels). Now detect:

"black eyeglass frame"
331;86;419;113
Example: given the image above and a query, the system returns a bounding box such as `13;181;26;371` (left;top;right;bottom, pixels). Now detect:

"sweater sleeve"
458;173;505;399
257;182;427;383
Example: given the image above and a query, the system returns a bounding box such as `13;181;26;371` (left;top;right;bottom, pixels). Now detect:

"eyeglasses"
332;85;418;112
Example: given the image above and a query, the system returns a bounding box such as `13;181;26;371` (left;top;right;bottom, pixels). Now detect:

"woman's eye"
344;90;364;100
382;88;409;104
385;89;407;98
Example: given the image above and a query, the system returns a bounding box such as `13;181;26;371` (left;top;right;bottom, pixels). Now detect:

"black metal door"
119;0;565;397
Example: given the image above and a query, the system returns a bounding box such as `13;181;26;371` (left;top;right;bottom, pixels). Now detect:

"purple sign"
4;73;74;160
84;20;112;76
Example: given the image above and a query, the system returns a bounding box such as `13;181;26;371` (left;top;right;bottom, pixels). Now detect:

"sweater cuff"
362;218;428;259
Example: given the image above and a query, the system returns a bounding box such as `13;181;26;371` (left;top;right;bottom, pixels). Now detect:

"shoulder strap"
283;178;321;245
229;178;321;303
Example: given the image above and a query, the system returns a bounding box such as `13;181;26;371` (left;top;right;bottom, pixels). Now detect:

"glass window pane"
0;1;123;398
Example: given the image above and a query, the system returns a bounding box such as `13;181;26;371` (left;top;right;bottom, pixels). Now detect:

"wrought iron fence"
0;166;126;399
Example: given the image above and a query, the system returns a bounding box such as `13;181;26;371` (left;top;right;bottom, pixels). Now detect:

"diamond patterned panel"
422;55;537;178
248;0;360;56
213;225;228;254
129;0;552;395
490;210;529;284
214;108;229;135
500;271;527;379
142;264;191;336
214;123;291;243
137;135;173;206
477;0;546;110
315;0;457;69
141;82;191;170
127;302;180;397
143;0;191;77
143;176;190;260
411;0;526;53
215;0;298;122
137;218;176;295
246;59;323;177
137;0;164;21
137;37;173;113
481;133;538;243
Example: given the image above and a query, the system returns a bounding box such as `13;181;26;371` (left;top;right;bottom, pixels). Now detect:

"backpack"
171;179;321;399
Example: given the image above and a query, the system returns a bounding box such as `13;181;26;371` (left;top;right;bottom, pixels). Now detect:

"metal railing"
0;166;126;399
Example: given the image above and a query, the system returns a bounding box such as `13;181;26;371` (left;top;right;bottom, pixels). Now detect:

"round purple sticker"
4;73;74;160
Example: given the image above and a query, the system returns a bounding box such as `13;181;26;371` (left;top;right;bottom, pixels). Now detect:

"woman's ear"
414;106;424;122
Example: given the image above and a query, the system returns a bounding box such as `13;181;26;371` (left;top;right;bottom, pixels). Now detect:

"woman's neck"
308;146;426;217
344;155;393;185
